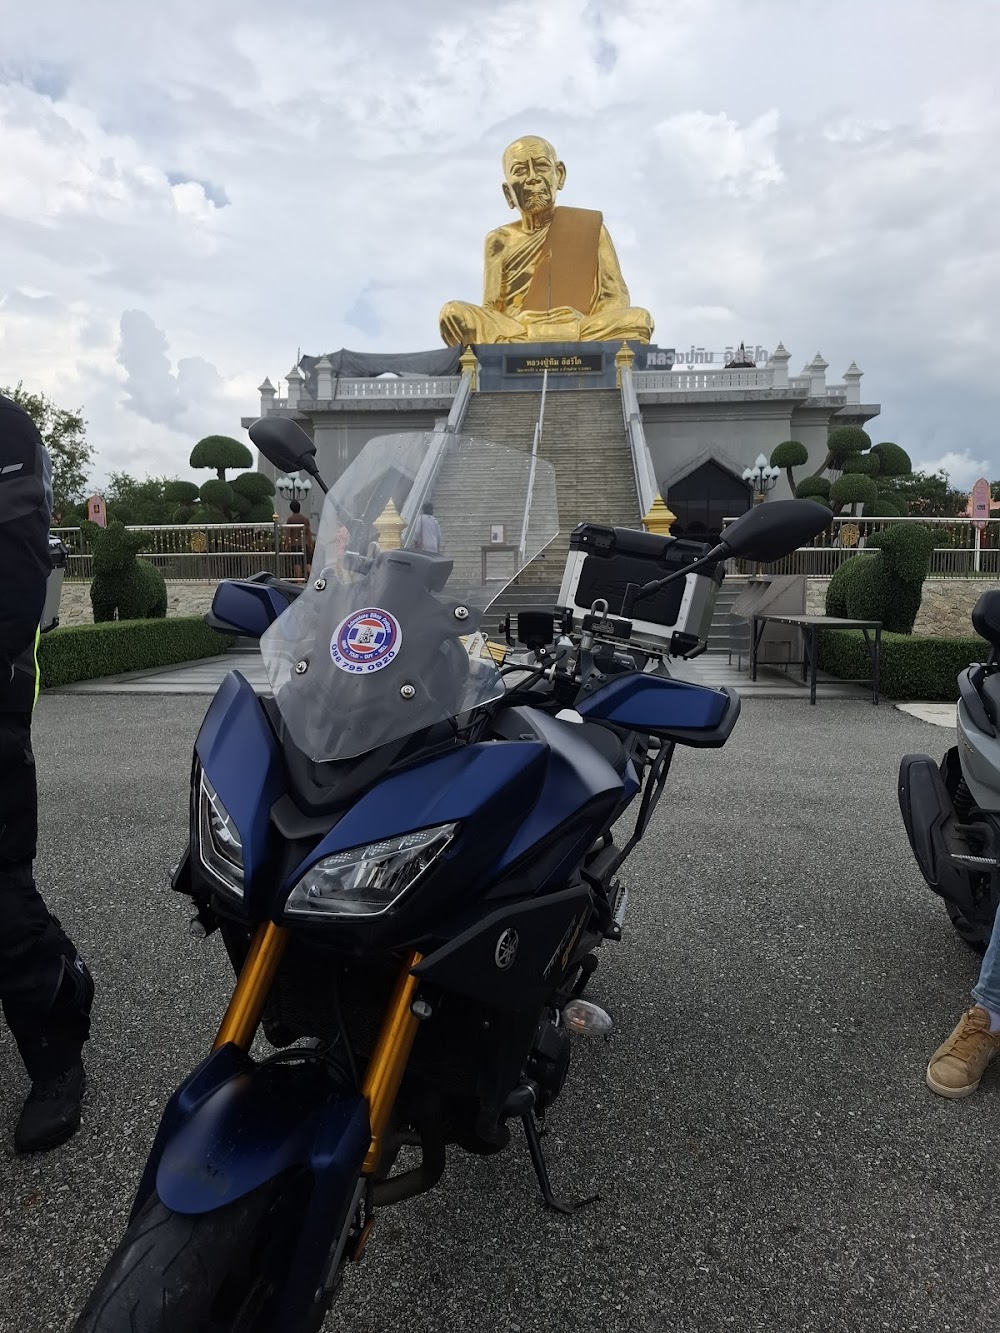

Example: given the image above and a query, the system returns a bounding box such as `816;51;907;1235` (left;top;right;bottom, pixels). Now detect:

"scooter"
899;590;1000;951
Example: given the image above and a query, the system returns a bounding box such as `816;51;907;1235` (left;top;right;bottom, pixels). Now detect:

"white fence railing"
619;363;658;518
721;515;1000;579
518;369;548;560
270;376;461;409
634;368;849;396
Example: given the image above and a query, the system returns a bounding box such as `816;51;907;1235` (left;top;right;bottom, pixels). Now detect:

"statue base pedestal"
472;339;648;392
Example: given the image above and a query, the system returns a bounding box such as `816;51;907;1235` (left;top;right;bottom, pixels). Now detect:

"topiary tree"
187;505;229;525
164;480;200;507
830;473;878;515
870;442;911;478
231;472;276;504
795;475;831;501
815;425;871;476
867;499;906;517
172;505;195;524
89;522;168;622
842;453;881;477
770;440;809;492
198;479;236;515
873;491;908;516
190;435;253;482
825;526;936;633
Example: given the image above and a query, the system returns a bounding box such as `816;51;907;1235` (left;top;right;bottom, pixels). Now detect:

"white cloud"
912;451;992;493
0;0;998;487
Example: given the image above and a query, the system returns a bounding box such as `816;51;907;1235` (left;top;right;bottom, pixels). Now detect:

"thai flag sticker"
330;607;402;674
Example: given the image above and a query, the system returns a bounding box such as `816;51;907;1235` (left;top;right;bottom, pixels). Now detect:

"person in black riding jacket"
0;391;94;1151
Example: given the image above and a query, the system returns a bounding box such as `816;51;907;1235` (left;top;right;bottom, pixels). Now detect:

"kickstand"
520;1114;600;1215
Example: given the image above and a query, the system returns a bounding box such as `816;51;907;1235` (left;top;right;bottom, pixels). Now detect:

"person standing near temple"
0;391;94;1152
410;501;443;555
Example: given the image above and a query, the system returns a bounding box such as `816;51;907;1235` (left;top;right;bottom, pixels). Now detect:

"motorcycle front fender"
133;1045;370;1219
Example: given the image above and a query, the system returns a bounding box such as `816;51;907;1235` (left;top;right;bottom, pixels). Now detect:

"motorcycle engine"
526;1011;572;1110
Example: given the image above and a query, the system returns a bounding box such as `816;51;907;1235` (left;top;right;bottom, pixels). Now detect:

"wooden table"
749;614;882;705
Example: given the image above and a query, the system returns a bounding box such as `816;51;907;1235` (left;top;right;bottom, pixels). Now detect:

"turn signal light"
561;1000;613;1036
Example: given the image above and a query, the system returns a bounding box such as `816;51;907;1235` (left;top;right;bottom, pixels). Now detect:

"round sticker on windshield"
330;608;402;674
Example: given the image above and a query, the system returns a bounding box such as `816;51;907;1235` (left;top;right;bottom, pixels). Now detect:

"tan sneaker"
926;1006;1000;1099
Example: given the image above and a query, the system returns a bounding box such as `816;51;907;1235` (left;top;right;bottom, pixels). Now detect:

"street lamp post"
275;471;313;504
743;454;781;505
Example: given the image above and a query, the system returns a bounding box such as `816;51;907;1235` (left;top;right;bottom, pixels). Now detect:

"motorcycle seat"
972;590;1000;649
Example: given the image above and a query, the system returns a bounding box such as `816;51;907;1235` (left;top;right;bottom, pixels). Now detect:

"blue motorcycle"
75;421;830;1332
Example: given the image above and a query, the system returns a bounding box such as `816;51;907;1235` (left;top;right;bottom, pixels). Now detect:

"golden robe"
440;206;653;346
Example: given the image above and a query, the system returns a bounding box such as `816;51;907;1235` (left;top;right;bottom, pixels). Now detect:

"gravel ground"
1;693;998;1333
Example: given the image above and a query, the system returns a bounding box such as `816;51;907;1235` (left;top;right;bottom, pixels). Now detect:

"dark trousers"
0;711;91;1080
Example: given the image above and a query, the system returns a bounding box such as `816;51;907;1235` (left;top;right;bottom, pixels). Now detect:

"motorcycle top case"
556;523;724;649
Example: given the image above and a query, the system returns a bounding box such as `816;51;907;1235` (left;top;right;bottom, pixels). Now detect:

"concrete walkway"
51;648;268;695
52;646;874;701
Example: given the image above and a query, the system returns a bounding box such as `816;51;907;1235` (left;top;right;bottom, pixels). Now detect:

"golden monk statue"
439;135;654;346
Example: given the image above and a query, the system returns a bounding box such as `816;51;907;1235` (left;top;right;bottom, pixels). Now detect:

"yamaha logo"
494;928;519;971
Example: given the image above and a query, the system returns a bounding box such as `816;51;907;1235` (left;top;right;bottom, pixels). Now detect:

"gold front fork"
212;921;289;1052
361;949;423;1174
212;930;422;1176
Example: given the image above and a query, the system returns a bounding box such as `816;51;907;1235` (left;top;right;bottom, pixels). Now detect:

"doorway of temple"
665;459;753;544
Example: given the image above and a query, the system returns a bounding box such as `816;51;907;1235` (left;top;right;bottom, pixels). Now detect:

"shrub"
842;453;881;476
231;472;276;502
830;473;878;514
818;630;985;701
796;475;831;500
870;442;912;478
873;491;908;516
826;426;872;467
247;501;277;522
90;522;167;622
200;479;235;511
39;619;231;690
824;525;936;632
163;480;200;506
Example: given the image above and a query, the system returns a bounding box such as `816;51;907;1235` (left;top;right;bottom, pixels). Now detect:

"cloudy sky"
1;0;998;489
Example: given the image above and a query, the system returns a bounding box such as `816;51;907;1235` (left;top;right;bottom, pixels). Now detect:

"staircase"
706;577;751;657
458;388;641;586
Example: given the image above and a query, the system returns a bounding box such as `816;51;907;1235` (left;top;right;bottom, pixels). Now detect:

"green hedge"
817;629;987;700
39;618;232;689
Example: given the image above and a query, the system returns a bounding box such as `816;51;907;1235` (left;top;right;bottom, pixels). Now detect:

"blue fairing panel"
285;740;549;892
207;579;294;639
195;671;284;890
491;710;624;877
577;673;738;746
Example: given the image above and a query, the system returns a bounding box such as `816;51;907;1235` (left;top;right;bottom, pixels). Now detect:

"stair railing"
400;365;475;537
618;360;658;519
518;369;548;561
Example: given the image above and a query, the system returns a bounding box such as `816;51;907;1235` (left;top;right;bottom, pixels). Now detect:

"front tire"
74;1183;330;1333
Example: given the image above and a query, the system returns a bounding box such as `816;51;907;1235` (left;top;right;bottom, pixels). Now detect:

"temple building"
245;135;879;553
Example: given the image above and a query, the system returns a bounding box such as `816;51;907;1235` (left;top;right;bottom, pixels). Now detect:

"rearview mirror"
720;499;832;563
248;416;319;478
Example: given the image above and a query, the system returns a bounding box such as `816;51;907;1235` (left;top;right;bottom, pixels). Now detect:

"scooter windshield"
260;432;559;762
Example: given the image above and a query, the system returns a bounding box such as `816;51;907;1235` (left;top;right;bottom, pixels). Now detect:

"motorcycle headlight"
197;771;244;899
285;823;457;920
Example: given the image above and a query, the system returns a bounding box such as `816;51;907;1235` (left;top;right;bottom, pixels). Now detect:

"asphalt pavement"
1;694;998;1333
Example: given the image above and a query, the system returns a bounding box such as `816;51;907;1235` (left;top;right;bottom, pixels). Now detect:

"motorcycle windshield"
260;431;559;762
